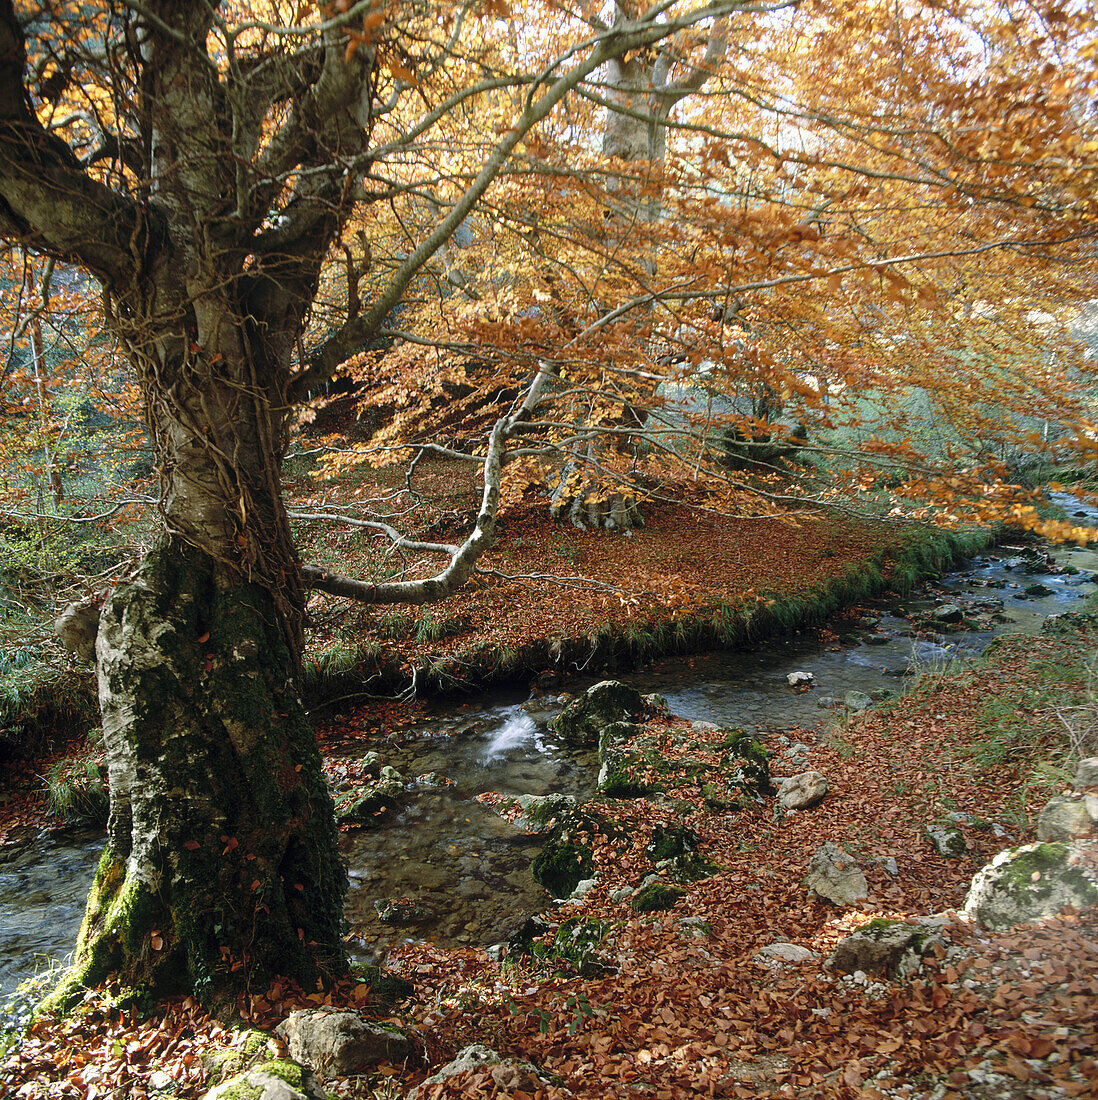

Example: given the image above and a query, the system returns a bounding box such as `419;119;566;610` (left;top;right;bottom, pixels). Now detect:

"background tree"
328;0;1097;534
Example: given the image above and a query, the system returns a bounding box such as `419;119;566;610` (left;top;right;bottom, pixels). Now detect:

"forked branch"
300;360;554;604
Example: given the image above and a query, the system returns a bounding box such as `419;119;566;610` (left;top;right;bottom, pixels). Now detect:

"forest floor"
1;490;1096;1099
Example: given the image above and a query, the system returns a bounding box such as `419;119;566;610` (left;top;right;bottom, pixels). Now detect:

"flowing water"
2;496;1096;993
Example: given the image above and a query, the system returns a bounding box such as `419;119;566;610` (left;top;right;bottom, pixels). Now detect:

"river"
2;499;1096;994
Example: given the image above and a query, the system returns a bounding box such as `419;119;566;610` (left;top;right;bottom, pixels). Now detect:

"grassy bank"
300;510;998;707
0;507;998;761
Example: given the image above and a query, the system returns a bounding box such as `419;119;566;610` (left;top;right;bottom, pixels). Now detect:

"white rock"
787;671;814;687
778;771;828;810
962;841;1098;930
1037;795;1094;842
407;1045;547;1100
756;942;816;965
275;1009;413;1076
1073;758;1098;789
804;842;868;906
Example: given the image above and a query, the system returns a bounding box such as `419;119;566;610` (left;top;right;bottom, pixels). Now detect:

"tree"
329;0;1097;534
1;0;777;1004
1;0;1095;1008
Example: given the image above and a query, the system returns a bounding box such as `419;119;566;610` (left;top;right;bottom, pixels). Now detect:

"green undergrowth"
45;743;109;826
0;649;96;763
878;609;1098;830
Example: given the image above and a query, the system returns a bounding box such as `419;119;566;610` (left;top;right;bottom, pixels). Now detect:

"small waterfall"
483;711;536;760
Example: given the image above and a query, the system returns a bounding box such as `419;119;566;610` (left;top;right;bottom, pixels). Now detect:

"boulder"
1075;758;1098;790
931;604;964;624
692;719;721;733
924;823;970;858
778;771;829;810
203;1061;325;1100
630;881;687;912
643;693;671;715
844;690;873;712
507;793;578;835
408;1045;546;1100
597;720;643;759
805;842;868;905
1037;795;1096;842
275;1009;413;1076
874;855;900;876
826;917;947;978
962;841;1098;931
787;671;814;687
549;680;645;745
334;774;405;826
597;737;663;798
532;834;594;898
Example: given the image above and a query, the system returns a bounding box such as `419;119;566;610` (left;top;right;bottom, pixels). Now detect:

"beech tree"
0;0;773;1003
330;1;1097;533
0;0;1094;1008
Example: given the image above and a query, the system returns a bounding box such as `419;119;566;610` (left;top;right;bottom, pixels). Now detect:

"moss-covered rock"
597;721;643;761
963;841;1098;930
204;1059;325;1100
597;741;663;798
716;730;774;799
630;882;687;913
646;824;699;863
550;681;645;746
532;837;594;898
334;776;405;826
924;823;970;858
201;1029;275;1085
827;917;947;978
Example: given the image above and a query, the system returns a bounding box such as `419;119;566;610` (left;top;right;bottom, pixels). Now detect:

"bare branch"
301;361;554;604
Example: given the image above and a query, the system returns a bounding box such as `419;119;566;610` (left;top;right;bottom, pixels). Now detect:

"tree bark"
50;536;345;1006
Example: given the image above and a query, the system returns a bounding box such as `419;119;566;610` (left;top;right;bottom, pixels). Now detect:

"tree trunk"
51;535;345;1006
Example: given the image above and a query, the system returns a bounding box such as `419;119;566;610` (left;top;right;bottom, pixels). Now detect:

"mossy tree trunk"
0;0;736;1009
58;537;346;1004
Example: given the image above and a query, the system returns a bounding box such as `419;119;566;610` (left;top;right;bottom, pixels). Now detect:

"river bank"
2;602;1096;1098
0;501;998;776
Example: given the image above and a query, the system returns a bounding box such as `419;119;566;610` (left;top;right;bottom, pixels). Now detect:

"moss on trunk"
45;537;347;1010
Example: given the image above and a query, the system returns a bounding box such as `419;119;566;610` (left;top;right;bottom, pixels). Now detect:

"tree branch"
291;0;752;402
0;0;157;284
301;361;554;604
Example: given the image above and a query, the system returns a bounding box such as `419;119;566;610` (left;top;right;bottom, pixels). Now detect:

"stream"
2;495;1097;995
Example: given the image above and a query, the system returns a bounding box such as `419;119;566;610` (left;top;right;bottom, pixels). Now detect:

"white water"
482;711;537;760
